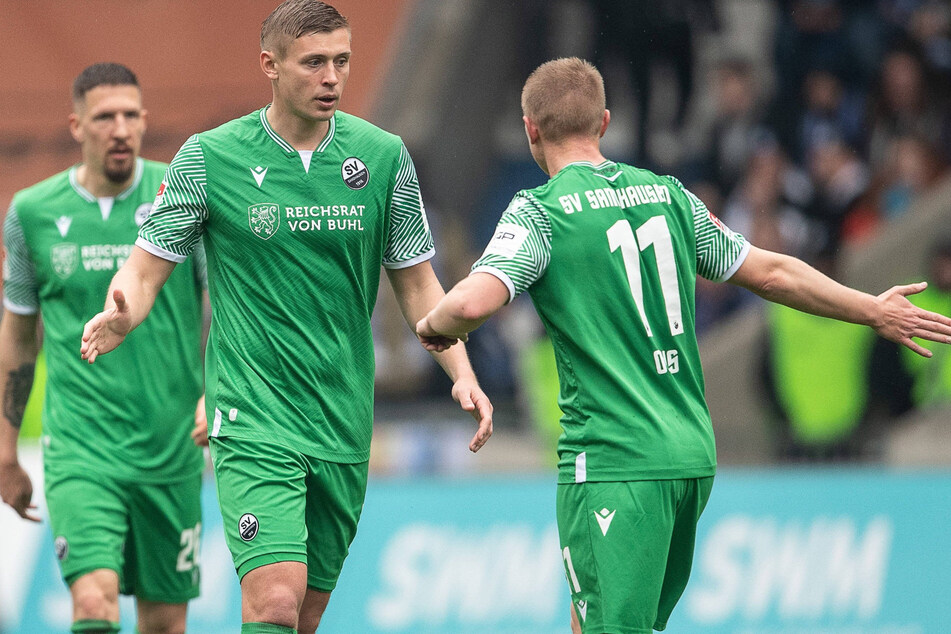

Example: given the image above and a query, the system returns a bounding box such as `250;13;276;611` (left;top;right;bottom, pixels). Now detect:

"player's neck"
266;104;330;152
544;139;607;177
75;164;132;198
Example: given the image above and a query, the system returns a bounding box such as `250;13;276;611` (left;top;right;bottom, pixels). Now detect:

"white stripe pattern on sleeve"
382;142;435;268
470;193;552;299
137;135;209;259
664;175;748;282
2;203;40;313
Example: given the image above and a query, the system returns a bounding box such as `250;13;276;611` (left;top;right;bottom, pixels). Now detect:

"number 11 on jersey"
607;216;683;374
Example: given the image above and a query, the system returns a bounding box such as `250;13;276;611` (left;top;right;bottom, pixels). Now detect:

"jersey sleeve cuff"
135;237;188;263
715;240;751;283
3;296;39;315
470;265;516;304
382;248;435;270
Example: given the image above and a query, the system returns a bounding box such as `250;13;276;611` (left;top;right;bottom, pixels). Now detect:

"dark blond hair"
261;0;349;58
521;58;605;143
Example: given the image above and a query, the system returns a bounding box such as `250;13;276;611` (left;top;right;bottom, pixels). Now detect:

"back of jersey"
474;160;748;483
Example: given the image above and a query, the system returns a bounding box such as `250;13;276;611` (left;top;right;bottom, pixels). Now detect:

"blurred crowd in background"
372;0;951;468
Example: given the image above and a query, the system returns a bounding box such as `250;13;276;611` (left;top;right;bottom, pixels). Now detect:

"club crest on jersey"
51;243;78;279
342;157;369;190
239;513;259;541
248;203;280;240
54;536;69;561
134;203;152;227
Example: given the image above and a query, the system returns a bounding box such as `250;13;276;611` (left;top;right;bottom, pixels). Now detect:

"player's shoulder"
11;167;74;213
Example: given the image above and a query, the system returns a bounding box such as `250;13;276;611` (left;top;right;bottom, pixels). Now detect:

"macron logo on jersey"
55;216;72;238
251;166;268;188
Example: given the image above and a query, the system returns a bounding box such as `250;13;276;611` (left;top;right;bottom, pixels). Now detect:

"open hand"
874;282;951;357
80;289;133;363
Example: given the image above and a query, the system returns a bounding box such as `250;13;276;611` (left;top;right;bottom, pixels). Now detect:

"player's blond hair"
261;0;349;59
521;58;605;143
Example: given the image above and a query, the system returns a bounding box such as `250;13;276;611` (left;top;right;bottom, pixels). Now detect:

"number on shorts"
176;522;202;572
562;546;582;593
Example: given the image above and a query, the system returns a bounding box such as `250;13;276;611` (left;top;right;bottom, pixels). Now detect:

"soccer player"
0;63;207;634
415;57;951;634
79;3;493;633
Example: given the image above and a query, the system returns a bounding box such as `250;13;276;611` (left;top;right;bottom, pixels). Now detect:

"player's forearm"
732;247;881;326
425;288;491;338
0;313;39;465
105;247;175;331
387;264;479;381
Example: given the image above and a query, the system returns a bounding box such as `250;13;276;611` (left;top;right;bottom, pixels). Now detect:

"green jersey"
137;108;434;463
2;158;205;482
472;161;749;483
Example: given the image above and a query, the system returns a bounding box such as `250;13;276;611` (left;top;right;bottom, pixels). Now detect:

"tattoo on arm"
3;363;35;429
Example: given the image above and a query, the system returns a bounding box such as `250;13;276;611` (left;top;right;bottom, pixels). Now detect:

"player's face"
274;28;351;123
69;85;147;184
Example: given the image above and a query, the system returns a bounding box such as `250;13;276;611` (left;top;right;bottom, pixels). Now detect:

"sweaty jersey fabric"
472;161;749;483
3;158;205;482
137;108;434;463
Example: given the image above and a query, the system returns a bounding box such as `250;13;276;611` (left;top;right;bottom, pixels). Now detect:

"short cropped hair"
261;0;350;58
521;58;605;143
72;63;139;104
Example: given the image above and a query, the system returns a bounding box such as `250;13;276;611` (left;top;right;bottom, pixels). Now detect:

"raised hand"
873;282;951;357
80;288;134;363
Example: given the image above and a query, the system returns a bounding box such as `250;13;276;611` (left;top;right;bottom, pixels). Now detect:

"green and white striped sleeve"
382;142;435;269
136;135;209;263
471;193;552;302
665;176;749;282
2;203;39;315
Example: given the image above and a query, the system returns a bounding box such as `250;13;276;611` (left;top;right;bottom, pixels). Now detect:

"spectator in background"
806;125;872;248
761;250;877;462
796;66;866;164
899;238;951;408
865;44;950;170
874;133;947;220
696;57;774;199
589;0;717;164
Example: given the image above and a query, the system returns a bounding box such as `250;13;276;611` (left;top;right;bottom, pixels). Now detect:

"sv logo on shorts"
54;536;69;560
239;513;259;541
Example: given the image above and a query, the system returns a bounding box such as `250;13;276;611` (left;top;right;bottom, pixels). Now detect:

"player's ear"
140;109;149;134
523;116;541;144
261;50;280;80
599;109;610;138
68;112;83;143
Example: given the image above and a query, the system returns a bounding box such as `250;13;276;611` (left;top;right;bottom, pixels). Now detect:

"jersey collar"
68;158;144;202
563;159;616;170
259;105;336;154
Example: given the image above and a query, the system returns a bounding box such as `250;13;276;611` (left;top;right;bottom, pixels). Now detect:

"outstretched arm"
387;262;494;452
80;246;177;363
730;245;951;356
0;310;41;522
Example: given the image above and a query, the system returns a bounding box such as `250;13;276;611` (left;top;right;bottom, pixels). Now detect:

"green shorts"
557;477;714;634
44;465;202;603
209;436;368;592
